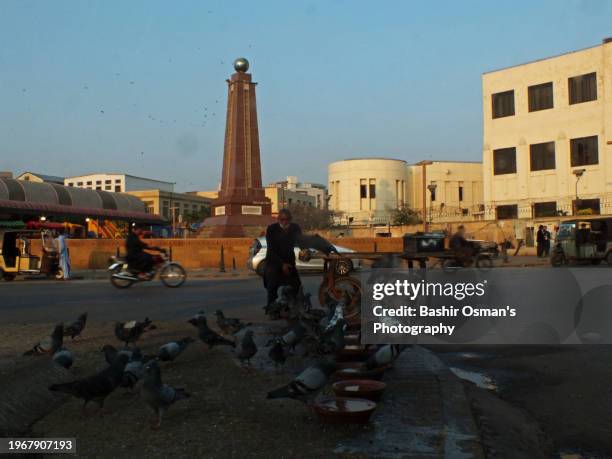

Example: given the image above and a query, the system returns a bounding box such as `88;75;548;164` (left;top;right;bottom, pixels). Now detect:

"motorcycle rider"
125;224;163;279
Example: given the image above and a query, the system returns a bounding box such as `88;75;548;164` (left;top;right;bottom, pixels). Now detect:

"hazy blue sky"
1;0;611;191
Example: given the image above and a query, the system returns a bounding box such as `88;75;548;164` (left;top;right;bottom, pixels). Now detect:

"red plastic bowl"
332;379;387;402
313;397;377;424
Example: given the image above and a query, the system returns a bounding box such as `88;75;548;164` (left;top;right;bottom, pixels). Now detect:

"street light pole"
572;168;586;215
416;160;433;232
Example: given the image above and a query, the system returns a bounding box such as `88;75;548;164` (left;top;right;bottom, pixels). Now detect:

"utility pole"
416;160;433;232
170;205;179;238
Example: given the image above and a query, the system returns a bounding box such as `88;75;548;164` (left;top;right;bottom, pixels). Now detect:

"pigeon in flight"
158;337;194;362
142;360;190;429
52;348;74;369
24;324;64;356
267;360;336;402
237;330;257;366
114;318;154;346
215;310;251;335
188;316;235;349
49;354;129;413
63;313;88;340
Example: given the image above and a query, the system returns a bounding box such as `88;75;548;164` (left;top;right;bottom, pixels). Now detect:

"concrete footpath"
337;346;484;458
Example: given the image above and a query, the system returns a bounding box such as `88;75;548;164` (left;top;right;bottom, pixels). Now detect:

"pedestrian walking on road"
536;225;545;258
56;229;71;280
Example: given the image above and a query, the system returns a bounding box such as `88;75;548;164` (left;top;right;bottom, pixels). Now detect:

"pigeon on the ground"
267;360;337;402
188;316;235;348
158;337;194;362
320;318;346;353
191;310;206;322
102;344;134;365
237;330;257;366
268;340;286;369
52;348;74;369
364;344;408;370
279;321;306;351
215;310;251;335
63;313;88;340
142;360;190;429
121;348;146;390
114;318;154;346
24;324;64;356
49;354;129;412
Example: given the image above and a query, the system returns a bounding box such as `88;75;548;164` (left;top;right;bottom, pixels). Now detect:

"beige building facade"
65;173;174;193
264;186;316;215
127;190;212;222
482;38;612;220
328;158;483;225
407;161;484;222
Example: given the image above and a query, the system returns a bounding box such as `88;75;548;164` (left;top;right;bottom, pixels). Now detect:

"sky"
0;0;611;191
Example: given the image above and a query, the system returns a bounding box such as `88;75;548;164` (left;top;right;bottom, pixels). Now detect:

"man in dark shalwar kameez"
264;209;303;306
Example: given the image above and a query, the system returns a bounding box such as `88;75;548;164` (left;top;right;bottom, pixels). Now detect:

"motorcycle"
108;250;186;289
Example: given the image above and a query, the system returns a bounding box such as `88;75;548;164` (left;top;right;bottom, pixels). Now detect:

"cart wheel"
1;271;16;281
55;268;64;280
551;252;565;267
318;276;362;320
606;251;612;266
475;256;493;271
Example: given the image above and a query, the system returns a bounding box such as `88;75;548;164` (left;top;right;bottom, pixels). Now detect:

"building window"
105;185;112;191
574;198;600;215
530;141;556;171
496;204;518;220
493;147;517;175
105;179;112;184
430;185;436;202
96;180;101;185
67;182;74;187
458;185;464;201
114;186;121;192
528;82;553;111
115;179;121;183
569;72;597;104
77;182;83;186
533;201;557;218
360;180;367;199
96;186;102;190
369;179;376;199
86;181;92;186
492;90;515;118
570;135;598;167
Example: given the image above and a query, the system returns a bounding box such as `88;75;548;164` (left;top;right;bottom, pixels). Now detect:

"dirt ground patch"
2;320;372;458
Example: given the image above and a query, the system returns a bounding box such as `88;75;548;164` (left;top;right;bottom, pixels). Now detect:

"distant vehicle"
247;236;360;277
551;217;612;267
108;249;186;288
0;229;64;281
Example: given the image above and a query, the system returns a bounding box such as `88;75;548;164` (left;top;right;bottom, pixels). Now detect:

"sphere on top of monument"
233;57;249;73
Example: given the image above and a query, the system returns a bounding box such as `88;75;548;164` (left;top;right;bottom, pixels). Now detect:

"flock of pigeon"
21;286;408;429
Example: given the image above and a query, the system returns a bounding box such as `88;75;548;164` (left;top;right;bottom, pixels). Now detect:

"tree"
287;203;332;231
390;205;422;226
183;207;211;225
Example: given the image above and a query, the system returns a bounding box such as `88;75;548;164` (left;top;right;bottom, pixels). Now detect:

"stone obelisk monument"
202;58;273;237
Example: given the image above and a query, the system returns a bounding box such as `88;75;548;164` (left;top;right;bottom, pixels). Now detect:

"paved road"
0;275;324;325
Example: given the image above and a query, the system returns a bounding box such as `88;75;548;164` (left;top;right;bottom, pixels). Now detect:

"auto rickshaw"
551;217;612;267
0;229;63;280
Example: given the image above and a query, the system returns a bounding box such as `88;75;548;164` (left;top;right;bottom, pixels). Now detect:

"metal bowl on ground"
334;362;387;381
332;379;387;402
313;397;377;424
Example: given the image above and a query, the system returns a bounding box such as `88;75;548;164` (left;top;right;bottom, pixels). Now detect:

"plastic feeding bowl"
334;362;387;381
332;379;387;402
313;397;377;424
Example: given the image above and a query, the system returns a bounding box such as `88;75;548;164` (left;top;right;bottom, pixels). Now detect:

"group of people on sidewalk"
536;225;552;258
